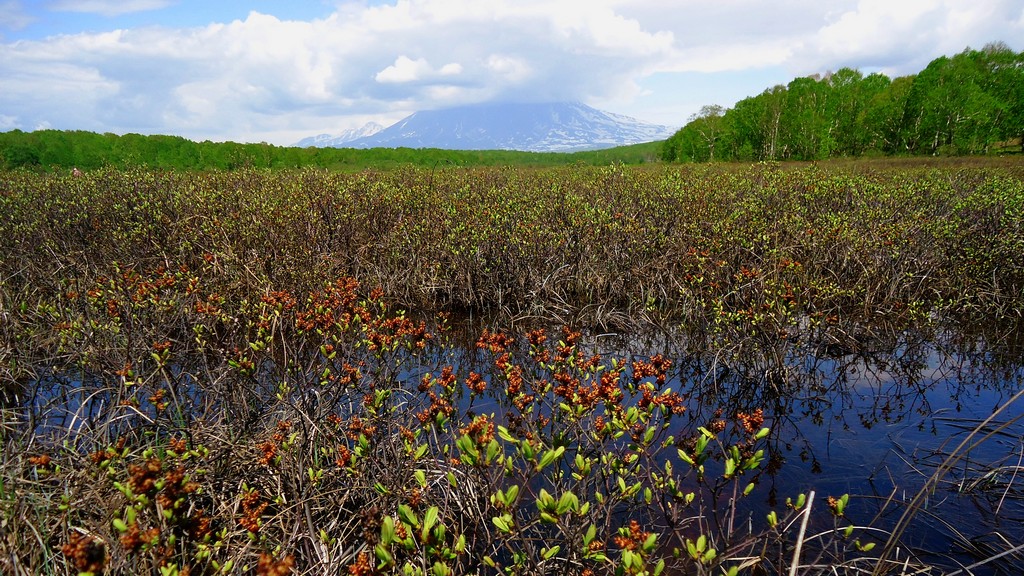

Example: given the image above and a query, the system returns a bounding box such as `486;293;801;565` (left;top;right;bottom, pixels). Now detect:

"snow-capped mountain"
298;103;675;152
294;122;384;148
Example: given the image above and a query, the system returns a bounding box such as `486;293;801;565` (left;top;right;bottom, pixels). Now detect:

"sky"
2;0;1022;146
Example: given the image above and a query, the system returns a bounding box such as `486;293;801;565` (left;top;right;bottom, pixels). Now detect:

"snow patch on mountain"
296;103;675;152
294;122;384;148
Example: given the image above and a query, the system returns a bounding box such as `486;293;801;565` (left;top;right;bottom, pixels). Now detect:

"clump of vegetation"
1;161;1022;574
1;267;911;575
2;162;1022;337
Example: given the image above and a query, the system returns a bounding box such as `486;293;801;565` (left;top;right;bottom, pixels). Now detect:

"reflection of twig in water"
873;386;1024;575
996;446;1023;515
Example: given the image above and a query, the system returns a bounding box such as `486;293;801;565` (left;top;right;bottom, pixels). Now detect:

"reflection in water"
17;320;1024;574
473;322;1024;573
661;326;1024;574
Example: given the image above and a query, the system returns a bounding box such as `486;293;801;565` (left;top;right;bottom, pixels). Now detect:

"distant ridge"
294;122;384;148
298;102;675;152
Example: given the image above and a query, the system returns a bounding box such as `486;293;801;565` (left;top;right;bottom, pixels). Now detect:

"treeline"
662;43;1024;162
0;128;661;172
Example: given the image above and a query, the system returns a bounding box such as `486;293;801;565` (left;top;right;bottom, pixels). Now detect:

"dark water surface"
661;326;1024;574
19;320;1024;574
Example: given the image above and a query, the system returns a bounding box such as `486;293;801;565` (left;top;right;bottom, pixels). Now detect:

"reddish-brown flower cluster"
106;298;121;318
632;354;672;387
466;371;487;394
62;531;106;574
148;388;167;412
28;454;52;467
459;414;495;447
114;362;133;377
168;436;187;453
612;520;652;551
119;522;160;554
328;361;364;388
257;440;279;466
336;444;353;468
552;370;581;400
527;327;548;348
347;416;377;440
238;490;268;533
128;458;163;495
416;367;457;424
347;551;375;576
295;278;361;333
155;465;199;512
419;366;457;393
554;327;582;363
476;328;515;354
125;266;177;305
707;407;728;434
366;316;432;351
194;296;221;316
493;352;528;401
261;290;297;311
416;391;455;426
554;367;623;411
185;508;212;541
89;436;128;465
257;552;295;576
637;378;686;415
736;408;765;436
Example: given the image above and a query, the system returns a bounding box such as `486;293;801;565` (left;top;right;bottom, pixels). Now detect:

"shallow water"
18;321;1024;574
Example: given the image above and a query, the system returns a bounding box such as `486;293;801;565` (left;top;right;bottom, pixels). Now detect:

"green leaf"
622;549;635;567
374;543;394;566
422;506;439;541
485;439;501;463
398;504;418;527
492;515;511;533
497;426;516;443
556;492;578;515
537;488;556;511
536;446;565;471
723;457;736;478
642;532;657;553
505;484;519;504
381;516;396;545
583;523;596;547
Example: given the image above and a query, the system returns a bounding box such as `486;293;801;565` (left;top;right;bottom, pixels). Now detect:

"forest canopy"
661;43;1024;162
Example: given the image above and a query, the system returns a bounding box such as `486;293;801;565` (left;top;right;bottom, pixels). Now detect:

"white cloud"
49;0;175;17
804;0;1024;75
0;1;33;32
1;0;1021;144
375;56;433;83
